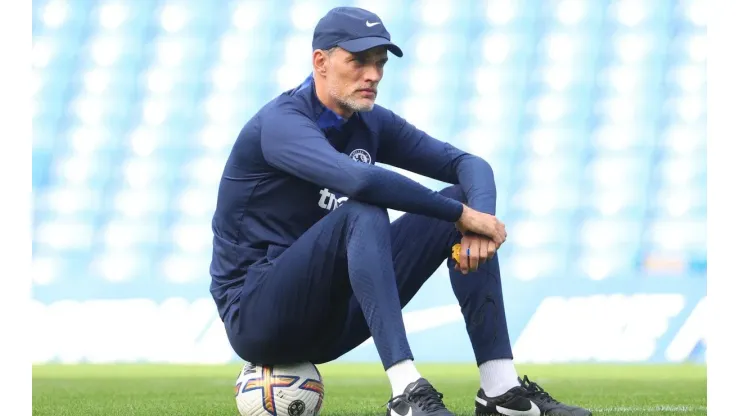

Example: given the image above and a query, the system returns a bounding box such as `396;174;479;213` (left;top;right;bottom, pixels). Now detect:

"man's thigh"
229;211;354;364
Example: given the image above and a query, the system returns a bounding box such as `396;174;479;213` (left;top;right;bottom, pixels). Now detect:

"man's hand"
455;204;507;247
454;234;497;274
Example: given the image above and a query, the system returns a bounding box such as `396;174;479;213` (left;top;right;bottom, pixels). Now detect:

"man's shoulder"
257;90;312;119
239;92;315;137
232;92;311;145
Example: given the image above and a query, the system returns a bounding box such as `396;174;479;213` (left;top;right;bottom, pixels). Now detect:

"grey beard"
329;88;374;113
342;98;374;112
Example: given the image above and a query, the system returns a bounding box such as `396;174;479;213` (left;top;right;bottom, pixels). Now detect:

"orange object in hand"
451;243;461;263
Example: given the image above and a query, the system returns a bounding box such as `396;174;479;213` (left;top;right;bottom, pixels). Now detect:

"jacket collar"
295;73;351;131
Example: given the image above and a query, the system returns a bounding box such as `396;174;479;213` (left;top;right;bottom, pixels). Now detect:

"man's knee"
338;200;389;226
439;185;467;203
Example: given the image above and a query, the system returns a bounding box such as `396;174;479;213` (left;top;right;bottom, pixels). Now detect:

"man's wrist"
456;203;468;222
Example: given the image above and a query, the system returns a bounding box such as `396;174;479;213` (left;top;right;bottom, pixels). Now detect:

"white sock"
386;359;422;396
479;359;520;397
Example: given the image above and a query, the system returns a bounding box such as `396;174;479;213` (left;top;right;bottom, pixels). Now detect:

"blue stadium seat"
32;0;706;290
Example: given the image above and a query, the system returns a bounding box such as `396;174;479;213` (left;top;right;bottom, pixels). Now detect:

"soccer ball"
235;362;325;416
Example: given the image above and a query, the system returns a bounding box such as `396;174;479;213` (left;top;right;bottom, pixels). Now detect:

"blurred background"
31;0;706;365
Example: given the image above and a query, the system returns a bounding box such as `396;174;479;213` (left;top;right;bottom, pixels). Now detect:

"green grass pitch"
32;363;706;415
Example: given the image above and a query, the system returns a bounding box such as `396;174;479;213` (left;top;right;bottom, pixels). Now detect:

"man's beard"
329;81;374;113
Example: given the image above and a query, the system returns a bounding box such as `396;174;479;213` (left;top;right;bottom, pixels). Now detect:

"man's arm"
260;107;463;222
375;109;497;216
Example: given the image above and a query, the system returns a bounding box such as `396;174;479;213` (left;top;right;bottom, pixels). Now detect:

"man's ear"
313;49;328;76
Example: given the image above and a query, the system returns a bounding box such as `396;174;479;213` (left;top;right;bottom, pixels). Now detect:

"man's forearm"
454;154;497;216
350;165;464;222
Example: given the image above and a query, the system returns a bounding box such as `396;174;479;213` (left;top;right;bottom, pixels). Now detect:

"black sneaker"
474;385;541;416
475;375;592;416
387;378;454;416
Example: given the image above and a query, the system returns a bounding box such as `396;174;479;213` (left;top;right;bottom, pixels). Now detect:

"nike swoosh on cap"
366;20;381;27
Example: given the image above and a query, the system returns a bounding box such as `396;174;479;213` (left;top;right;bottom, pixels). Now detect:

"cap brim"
337;37;403;57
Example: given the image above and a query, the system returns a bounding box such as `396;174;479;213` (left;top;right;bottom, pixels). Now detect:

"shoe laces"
519;375;561;404
388;384;446;412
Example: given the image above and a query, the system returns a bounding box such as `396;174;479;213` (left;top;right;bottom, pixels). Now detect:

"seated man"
210;6;591;416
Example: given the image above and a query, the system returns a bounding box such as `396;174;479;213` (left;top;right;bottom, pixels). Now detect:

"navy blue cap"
312;7;403;57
